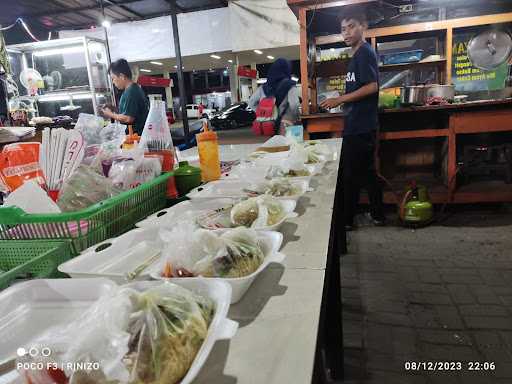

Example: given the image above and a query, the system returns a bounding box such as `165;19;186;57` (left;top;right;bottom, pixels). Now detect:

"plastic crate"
0;240;71;290
0;173;172;255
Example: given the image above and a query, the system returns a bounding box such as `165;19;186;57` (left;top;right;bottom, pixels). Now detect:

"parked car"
210;102;256;130
186;104;214;119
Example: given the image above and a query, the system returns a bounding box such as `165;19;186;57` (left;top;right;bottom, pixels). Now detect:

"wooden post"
299;8;310;115
445;27;453;84
448;116;457;200
371;37;377;50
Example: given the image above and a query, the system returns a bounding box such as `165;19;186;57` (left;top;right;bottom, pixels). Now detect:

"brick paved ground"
342;209;512;384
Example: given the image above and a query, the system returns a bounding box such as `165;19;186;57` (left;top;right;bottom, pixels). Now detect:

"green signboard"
452;32;509;92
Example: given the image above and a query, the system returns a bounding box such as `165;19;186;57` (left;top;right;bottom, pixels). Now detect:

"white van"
186;104;214;119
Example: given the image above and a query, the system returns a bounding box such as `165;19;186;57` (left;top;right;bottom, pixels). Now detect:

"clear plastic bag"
18;283;214;384
216;228;265;277
57;165;121;212
260;135;293;148
265;145;310;178
74;113;105;146
230;196;285;228
107;149;144;191
101;122;127;147
132;156;162;188
140;100;174;152
262;179;301;197
305;143;330;163
160;226;264;278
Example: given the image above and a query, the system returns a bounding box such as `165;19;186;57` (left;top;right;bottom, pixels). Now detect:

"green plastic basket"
0;240;71;290
0;173;172;255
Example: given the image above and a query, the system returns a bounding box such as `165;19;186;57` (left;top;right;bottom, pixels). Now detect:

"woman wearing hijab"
249;58;301;134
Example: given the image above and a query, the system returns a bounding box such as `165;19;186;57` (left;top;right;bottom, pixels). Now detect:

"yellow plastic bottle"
196;121;221;182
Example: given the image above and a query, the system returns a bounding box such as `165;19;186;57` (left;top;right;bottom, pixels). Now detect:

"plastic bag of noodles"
17;283;214;384
159;227;264;279
230;195;286;228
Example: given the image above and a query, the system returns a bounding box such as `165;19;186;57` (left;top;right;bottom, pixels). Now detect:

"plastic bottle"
196;120;221;182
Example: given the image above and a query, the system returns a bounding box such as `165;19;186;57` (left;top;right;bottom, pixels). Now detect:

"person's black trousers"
341;132;384;226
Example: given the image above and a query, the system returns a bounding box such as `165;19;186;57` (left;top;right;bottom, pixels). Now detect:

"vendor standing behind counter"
320;8;385;230
101;59;149;135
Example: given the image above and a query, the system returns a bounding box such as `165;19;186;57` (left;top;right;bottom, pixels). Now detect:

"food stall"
0;134;345;383
6;37;114;126
288;0;512;204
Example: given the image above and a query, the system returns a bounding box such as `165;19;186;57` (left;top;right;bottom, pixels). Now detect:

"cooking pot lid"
468;30;512;71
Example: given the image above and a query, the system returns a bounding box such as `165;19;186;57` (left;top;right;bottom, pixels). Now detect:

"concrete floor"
342;205;512;384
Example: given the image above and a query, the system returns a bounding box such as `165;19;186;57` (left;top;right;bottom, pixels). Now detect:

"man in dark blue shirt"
320;10;384;230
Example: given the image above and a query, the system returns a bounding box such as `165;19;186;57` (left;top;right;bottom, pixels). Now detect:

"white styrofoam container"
248;150;290;161
246;179;312;202
185;179;310;203
126;279;238;384
307;161;327;175
150;230;285;303
139;197;297;232
136;198;236;229
226;163;318;181
187;180;255;200
59;227;166;284
0;278;117;368
59;241;163;284
59;227;286;294
0;278;237;384
195;199;297;231
225;199;298;232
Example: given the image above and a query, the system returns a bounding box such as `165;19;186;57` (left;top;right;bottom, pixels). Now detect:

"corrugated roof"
0;0;229;30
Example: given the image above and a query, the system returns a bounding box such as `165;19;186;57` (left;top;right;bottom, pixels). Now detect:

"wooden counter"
301;99;512;204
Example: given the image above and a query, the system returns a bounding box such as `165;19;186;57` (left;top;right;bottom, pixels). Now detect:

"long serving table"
180;139;347;383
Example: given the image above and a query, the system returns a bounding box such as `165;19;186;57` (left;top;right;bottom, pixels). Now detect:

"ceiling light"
254;50;263;55
33;46;84;57
210;54;221;60
173;65;177;68
150;61;163;66
267;55;275;60
228;59;233;63
101;20;111;29
140;69;152;73
291;76;299;82
330;48;335;52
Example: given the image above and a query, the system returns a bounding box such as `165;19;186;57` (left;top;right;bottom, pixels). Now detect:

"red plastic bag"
0;142;46;192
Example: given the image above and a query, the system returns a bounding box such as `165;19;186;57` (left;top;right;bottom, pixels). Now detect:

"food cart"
288;0;512;204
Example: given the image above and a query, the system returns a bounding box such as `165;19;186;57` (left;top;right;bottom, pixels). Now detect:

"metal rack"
6;37;114;118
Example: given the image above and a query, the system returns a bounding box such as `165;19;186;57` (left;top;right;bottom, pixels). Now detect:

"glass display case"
6;37;114;121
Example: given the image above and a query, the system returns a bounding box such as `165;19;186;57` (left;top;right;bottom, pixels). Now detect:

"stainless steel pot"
426;84;455;101
400;85;427;106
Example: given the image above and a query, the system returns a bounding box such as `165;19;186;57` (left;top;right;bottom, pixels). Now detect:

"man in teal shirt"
102;59;149;135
